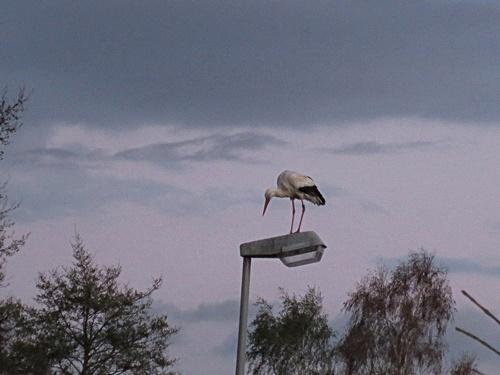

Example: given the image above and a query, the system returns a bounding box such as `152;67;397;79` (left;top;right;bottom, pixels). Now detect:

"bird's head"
263;189;273;216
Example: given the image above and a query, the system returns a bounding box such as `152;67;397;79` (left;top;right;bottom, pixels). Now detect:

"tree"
336;250;455;375
0;298;26;372
0;183;28;288
30;235;178;375
0;299;50;375
455;290;500;358
0;88;30;374
449;354;481;375
0;88;28;286
247;287;336;375
0;88;27;160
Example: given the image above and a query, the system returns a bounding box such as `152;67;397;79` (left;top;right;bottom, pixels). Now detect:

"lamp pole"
234;231;326;375
235;257;251;375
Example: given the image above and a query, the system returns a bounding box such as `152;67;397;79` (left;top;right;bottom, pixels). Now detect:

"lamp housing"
240;231;326;268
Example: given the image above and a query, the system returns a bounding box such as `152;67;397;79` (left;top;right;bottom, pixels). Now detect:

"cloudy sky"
2;0;500;373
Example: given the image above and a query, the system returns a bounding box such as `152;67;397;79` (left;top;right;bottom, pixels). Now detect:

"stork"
262;170;326;234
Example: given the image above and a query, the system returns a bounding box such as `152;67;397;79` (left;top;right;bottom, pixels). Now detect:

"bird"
262;170;325;234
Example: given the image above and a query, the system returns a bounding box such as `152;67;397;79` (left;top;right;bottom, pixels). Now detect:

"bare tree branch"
462;290;500;327
455;327;500;357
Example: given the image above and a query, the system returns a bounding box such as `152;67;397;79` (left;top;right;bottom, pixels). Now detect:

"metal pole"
235;256;251;375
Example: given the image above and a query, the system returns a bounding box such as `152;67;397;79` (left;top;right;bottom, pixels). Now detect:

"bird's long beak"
262;197;271;216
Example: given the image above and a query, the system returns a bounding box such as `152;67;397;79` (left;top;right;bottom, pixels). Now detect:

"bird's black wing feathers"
299;185;326;205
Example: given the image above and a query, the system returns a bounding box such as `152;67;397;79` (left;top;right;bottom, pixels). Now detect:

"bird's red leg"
290;199;295;234
296;200;305;233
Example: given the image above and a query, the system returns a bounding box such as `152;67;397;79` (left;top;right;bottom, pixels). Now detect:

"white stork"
262;170;326;234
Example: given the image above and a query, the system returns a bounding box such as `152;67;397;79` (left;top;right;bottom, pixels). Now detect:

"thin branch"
455;327;500;357
472;369;486;375
462;290;500;327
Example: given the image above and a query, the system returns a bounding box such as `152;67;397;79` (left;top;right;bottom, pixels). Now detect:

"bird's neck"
270;188;289;198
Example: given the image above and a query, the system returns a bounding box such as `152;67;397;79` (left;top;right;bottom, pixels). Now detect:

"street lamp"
235;231;327;375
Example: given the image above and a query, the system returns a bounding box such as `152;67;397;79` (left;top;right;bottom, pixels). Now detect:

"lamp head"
240;231;327;268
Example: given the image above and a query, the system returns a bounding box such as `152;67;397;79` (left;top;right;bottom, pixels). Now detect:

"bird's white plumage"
263;170;325;233
277;170;316;199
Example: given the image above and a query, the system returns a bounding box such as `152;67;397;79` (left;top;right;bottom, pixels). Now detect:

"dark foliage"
247;287;336;375
0;88;27;160
449;354;480;375
27;235;178;375
0;87;28;286
0;87;30;375
0;184;28;287
0;299;50;375
337;250;455;375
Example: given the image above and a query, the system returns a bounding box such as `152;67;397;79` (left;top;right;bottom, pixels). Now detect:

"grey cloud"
6;152;260;223
156;299;259;324
320;183;350;198
153;300;257;364
3;130;276;222
114;132;285;166
324;140;436;155
212;331;237;358
486;220;500;236
10;131;281;169
2;1;500;129
165;300;239;323
322;183;388;214
9;171;186;222
441;257;500;277
377;255;500;277
10;172;258;223
11;147;107;170
25;148;80;160
358;200;388;214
